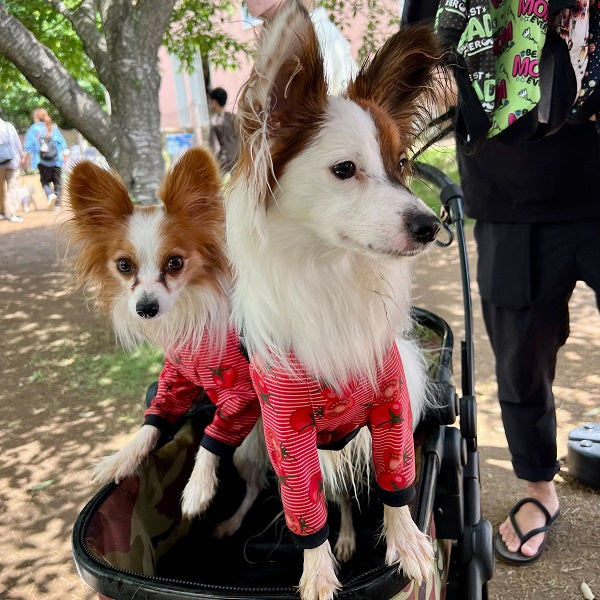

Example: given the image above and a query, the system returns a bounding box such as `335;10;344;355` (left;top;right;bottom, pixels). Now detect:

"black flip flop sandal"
494;497;560;565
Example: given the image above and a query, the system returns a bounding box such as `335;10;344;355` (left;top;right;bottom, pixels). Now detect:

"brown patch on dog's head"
235;0;328;209
67;161;133;226
159;147;229;288
348;24;442;178
356;99;412;185
349;25;442;123
65;161;135;311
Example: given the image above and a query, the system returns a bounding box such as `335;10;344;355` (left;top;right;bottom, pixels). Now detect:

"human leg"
5;168;20;218
475;221;578;560
484;298;569;481
3;169;23;223
38;164;56;204
52;166;62;207
0;167;7;216
482;294;565;559
493;220;600;561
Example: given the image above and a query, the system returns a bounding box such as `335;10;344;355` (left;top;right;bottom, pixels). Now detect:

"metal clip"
435;220;454;247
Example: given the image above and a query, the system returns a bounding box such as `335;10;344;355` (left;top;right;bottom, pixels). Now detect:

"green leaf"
28;480;54;492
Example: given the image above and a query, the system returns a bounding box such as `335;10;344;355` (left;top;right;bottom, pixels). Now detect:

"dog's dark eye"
167;256;184;271
398;156;409;173
116;258;133;274
332;161;356;179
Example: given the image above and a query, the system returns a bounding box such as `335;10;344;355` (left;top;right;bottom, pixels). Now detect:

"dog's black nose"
136;296;159;319
407;213;440;244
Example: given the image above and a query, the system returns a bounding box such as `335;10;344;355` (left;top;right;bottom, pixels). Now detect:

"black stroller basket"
72;164;493;600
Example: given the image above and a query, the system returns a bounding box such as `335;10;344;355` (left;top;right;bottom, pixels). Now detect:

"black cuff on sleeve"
200;434;236;459
290;524;330;550
378;484;415;508
143;414;175;435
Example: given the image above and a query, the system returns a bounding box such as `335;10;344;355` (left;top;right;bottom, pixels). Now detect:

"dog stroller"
72;162;494;600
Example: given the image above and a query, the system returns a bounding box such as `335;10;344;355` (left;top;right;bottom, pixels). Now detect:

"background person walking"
0;111;24;223
23;108;67;210
208;87;239;176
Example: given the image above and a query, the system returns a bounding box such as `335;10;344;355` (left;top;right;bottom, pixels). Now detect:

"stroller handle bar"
413;161;474;402
413;161;464;225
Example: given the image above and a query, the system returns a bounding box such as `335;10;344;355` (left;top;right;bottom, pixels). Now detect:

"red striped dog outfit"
144;328;261;457
250;343;415;549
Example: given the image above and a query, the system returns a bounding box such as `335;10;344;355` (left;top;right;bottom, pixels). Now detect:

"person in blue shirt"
23;108;67;210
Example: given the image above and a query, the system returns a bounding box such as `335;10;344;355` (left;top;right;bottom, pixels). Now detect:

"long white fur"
229;99;432;388
226;1;437;597
181;447;220;518
300;541;341;600
383;505;435;585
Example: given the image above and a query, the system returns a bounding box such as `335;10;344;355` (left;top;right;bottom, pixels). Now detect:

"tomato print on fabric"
143;328;261;457
250;343;416;549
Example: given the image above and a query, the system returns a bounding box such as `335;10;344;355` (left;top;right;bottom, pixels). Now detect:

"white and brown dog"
65;148;266;536
226;2;441;598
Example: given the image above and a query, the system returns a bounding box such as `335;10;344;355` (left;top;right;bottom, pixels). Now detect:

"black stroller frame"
414;162;494;599
72;163;494;600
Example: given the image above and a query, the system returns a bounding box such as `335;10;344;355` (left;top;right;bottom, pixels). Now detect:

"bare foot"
498;481;559;558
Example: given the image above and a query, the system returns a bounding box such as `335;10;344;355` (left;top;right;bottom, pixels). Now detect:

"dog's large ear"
348;24;441;129
250;0;326;121
66;161;133;229
160;147;222;218
236;0;328;206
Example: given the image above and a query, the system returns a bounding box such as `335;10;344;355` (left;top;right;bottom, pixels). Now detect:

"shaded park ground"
1;176;599;599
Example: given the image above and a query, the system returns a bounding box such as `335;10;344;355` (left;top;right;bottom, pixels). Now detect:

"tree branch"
135;0;176;53
0;4;110;149
51;0;110;80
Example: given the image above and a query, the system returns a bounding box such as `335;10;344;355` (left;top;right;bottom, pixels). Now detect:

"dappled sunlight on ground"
1;211;160;599
1;209;599;599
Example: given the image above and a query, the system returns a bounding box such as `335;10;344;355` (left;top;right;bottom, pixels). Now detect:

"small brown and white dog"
226;2;441;598
64;148;266;536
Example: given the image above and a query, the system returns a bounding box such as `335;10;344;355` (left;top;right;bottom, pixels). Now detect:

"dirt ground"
1;176;599;600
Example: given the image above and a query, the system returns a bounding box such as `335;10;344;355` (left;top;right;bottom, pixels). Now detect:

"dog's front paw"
333;530;356;562
181;447;219;519
383;505;435;586
181;481;214;519
299;542;341;600
387;527;435;585
91;452;135;485
91;426;160;485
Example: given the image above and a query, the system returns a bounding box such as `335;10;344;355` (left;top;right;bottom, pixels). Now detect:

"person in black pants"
457;121;600;564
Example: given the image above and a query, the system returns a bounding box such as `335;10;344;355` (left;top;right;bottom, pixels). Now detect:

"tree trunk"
0;1;175;205
96;0;175;204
